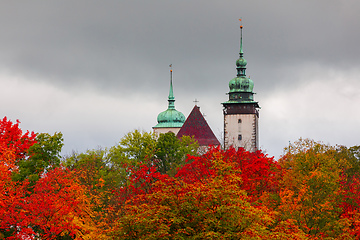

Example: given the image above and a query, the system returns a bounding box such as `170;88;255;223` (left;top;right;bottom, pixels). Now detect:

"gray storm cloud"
0;0;359;158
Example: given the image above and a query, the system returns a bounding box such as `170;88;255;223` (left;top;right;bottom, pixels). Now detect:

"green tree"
12;132;63;184
337;145;360;181
64;148;125;203
154;132;198;175
108;130;198;175
108;130;157;166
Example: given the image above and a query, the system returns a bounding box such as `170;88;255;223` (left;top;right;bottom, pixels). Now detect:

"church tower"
222;24;260;151
153;67;185;135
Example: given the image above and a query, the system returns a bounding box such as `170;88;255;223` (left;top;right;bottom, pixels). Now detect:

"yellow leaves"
279;188;301;213
96;177;105;188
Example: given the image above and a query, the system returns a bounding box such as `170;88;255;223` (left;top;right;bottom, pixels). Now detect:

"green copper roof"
223;25;258;105
154;69;185;128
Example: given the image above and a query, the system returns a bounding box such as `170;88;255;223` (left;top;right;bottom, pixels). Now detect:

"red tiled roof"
177;105;220;146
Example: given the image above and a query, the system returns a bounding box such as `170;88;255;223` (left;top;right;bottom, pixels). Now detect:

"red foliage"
0;157;34;239
115;146;280;212
339;174;360;236
176;146;280;201
115;164;172;207
0;117;99;239
113;146;288;239
0;116;36;160
0;165;97;239
25;167;94;239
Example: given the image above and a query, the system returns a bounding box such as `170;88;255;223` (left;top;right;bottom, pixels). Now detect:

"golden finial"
239;18;243;29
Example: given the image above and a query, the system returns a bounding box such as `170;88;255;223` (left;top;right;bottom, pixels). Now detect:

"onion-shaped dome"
156;108;185;128
229;76;254;93
236;57;247;68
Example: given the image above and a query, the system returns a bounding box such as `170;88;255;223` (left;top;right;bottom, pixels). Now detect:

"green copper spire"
236;25;247;77
240;25;243;56
223;24;258;105
168;69;175;109
154;66;185;128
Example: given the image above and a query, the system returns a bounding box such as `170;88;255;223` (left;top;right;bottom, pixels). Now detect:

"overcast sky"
1;1;359;158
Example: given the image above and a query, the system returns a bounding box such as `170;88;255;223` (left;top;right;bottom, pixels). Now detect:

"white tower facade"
223;103;259;151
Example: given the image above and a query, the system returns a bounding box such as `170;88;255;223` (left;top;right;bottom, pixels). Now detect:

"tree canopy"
1;117;360;239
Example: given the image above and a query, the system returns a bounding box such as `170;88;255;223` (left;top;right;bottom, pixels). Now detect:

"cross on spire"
193;99;199;106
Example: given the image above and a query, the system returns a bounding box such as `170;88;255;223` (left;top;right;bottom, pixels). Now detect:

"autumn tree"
277;138;351;238
12;132;64;184
337;145;360;182
65;148;123;193
0;117;102;239
113;153;274;239
0;116;36;161
25;167;104;239
335;145;360;238
176;146;280;203
0;144;34;239
0;117;37;238
1;160;103;239
64;148;128;233
112;147;306;239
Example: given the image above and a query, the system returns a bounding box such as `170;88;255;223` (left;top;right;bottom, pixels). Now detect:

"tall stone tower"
222;25;260;151
153;68;185;135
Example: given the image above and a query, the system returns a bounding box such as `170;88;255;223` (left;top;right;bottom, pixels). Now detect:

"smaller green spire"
168;68;175;109
239;25;244;57
154;66;185;129
236;25;247;77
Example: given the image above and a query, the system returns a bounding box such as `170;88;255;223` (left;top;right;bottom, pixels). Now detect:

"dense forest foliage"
1;117;360;239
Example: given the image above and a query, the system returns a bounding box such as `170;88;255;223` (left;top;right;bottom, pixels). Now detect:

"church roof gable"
177;105;220;146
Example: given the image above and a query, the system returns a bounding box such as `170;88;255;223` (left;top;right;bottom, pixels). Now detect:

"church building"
177;104;220;147
222;25;260;152
153;69;219;148
154;24;259;152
